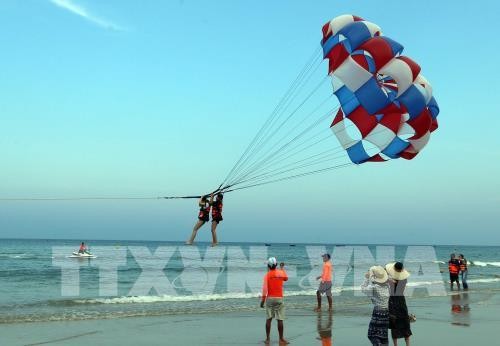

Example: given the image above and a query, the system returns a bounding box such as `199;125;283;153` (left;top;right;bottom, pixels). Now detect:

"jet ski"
69;252;97;259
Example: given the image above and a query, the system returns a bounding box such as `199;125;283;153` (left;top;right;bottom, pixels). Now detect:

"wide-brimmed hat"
369;266;388;284
385;262;410;281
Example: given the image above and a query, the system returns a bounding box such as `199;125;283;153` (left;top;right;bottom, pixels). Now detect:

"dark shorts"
212;217;223;224
450;273;459;283
198;216;209;222
317;281;332;297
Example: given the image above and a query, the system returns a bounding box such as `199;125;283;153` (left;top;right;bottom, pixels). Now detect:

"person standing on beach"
209;193;223;247
261;257;289;345
448;254;461;290
186;195;211;245
315;253;333;312
386;262;412;346
362;266;390;346
458;254;468;290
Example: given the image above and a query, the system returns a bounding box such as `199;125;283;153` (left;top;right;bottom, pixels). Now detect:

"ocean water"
0;239;499;324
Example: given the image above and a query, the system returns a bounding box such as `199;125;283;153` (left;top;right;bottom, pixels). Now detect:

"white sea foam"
468;278;500;284
75;290;325;305
78;292;262;304
72;277;500;305
0;253;32;259
470;261;500;267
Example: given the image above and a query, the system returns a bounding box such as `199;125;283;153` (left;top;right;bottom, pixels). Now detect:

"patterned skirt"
368;308;389;346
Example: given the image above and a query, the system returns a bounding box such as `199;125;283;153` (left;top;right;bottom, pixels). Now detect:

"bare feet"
314;307;321;312
185;241;193;245
263;339;270;345
279;339;290;345
211;242;218;247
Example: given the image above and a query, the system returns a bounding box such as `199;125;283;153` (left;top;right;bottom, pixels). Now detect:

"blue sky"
0;0;499;244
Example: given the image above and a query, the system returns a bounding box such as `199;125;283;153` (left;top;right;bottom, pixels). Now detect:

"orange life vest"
448;260;459;274
459;259;467;272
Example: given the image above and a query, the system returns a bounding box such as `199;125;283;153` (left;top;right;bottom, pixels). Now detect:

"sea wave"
5;273;500;311
59;277;500;305
470;261;500;267
71;290;320;305
468;278;500;283
0;253;32;259
0;252;53;261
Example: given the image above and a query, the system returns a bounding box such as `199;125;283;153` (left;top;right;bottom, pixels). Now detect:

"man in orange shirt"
315;253;333;312
261;257;289;345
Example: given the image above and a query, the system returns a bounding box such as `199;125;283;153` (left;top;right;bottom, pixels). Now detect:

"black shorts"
198;215;209;222
212;217;223;224
450;274;459;283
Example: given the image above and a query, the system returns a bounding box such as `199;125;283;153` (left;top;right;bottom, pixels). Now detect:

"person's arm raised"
361;272;372;296
279;264;288;281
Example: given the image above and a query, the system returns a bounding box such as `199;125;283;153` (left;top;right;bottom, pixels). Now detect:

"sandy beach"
2;291;498;346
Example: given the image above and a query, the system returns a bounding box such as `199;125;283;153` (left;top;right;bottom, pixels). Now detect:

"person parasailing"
186;195;211;245
209;193;224;247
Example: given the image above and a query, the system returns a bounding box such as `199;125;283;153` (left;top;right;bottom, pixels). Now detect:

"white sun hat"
369;265;388;284
385;262;410;281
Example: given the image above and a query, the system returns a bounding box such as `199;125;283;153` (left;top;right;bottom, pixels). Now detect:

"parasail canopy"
322;14;439;164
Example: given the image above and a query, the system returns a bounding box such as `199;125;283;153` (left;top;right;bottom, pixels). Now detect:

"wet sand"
1;292;498;345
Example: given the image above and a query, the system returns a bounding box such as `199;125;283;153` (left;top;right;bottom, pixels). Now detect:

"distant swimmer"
315;253;333;312
78;242;87;254
261;257;289;345
186;195;211;245
209;193;224;247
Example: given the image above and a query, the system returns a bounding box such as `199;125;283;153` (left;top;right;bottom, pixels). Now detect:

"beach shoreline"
2;241;499;344
1;292;499;346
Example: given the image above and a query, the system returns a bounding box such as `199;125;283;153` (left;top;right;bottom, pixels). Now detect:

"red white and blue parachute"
216;14;441;193
322;15;439;164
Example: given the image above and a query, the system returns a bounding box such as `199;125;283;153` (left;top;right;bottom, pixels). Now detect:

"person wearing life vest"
209;193;223;247
186;195;211;245
448;253;461;290
261;257;289;345
458;254;469;290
